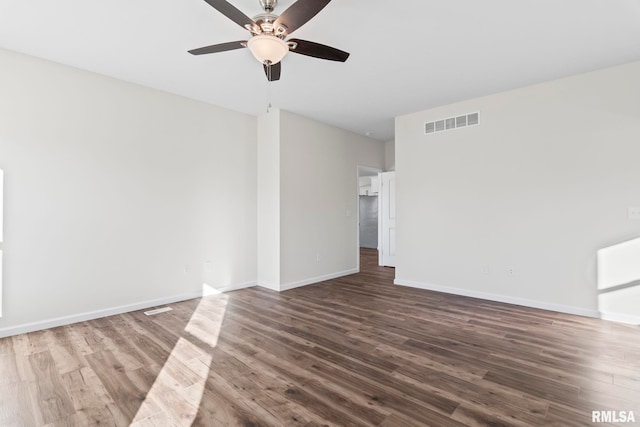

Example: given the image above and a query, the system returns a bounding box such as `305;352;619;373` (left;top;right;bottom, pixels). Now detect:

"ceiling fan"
188;0;350;81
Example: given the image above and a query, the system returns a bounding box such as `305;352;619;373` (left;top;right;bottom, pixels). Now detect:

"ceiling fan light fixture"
247;34;289;65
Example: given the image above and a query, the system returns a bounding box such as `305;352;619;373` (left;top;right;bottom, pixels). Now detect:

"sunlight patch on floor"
130;291;229;425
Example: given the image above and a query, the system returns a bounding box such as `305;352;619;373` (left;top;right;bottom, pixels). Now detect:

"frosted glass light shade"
247;35;289;64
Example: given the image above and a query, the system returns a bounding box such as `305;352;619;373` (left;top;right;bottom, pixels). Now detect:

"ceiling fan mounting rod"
259;0;277;13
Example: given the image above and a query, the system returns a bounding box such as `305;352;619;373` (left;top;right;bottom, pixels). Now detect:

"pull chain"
266;64;273;113
266;87;272;113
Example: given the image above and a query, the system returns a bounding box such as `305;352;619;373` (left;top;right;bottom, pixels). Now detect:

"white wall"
0;169;3;317
395;60;640;323
0;49;257;335
279;111;385;287
270;110;385;290
385;140;395;171
257;110;280;290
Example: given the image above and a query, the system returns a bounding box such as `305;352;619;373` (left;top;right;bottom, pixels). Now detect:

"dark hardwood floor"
1;248;639;426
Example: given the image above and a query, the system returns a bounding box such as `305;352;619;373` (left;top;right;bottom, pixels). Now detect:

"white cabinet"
359;176;379;196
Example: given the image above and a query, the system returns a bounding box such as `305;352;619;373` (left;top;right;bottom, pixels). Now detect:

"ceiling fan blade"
274;0;331;35
202;0;256;30
289;39;349;62
263;62;282;81
188;40;247;55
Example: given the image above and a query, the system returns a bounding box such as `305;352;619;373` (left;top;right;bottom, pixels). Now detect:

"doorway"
357;166;382;270
359;196;378;249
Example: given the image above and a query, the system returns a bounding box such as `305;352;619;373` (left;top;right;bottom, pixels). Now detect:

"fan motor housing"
253;12;287;36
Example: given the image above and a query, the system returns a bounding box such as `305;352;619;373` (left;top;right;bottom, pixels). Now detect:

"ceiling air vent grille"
425;112;480;135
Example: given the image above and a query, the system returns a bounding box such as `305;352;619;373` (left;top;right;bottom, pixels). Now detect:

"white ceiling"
1;0;639;141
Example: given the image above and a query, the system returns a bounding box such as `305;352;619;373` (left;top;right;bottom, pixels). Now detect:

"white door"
379;171;396;267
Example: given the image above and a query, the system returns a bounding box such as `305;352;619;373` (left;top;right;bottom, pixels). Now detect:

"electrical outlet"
184;265;190;274
480;265;490;275
507;266;516;277
204;261;213;272
628;207;640;220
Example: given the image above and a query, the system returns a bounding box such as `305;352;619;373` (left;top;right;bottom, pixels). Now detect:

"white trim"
394;278;602;319
257;281;280;291
0;281;256;338
280;268;359;292
213;281;256;294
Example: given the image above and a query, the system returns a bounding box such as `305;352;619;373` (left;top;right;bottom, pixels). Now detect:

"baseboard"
280;268;359;292
394;278;603;320
257;282;280;291
0;281;257;339
203;281;256;295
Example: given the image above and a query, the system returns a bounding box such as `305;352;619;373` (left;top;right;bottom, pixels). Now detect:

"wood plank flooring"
1;248;639;426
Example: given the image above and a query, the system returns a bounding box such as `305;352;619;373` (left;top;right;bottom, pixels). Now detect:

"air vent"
445;118;455;130
425;122;435;133
425;112;480;135
144;307;172;316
